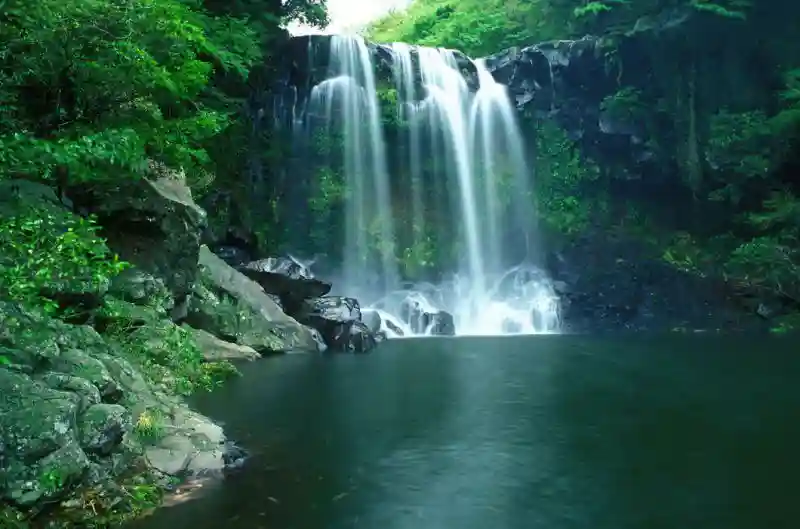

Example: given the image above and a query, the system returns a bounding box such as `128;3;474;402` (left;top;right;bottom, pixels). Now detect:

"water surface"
132;335;800;529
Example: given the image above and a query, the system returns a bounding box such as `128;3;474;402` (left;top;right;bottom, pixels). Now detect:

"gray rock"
294;296;379;352
37;373;102;412
183;325;260;361
144;409;226;477
108;268;175;316
66;161;207;300
79;404;131;455
49;348;123;402
0;369;78;462
186;246;323;354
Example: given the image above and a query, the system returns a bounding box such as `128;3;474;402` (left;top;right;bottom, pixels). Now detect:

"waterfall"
298;35;560;336
308;37;399;293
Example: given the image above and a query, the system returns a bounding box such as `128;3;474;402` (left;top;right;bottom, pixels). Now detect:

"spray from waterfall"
302;35;560;336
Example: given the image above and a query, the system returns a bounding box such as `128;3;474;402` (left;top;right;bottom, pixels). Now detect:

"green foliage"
600;87;647;124
133;407;167;444
398;224;437;280
0;0;328;189
705;109;775;204
0;0;262;184
532;120;601;234
104;313;238;396
0;207;128;312
309;166;346;214
690;0;751;19
377;85;402;127
724;191;800;302
574;1;627;19
364;0;753;57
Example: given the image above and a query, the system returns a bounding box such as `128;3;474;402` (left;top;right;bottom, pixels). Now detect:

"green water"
132;334;800;529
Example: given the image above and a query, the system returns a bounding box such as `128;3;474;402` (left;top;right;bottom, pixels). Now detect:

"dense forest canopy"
0;0;327;187
365;0;755;56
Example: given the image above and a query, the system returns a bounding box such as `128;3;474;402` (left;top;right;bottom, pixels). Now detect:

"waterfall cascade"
288;35;560;336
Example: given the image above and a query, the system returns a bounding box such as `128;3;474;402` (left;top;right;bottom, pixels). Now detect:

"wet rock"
295;296;377;352
347;321;379;353
186;246;323;353
212;245;252;267
222;441;248;470
362;309;382;333
300;296;362;322
238;256;332;313
428;311;456;336
546;233;765;333
385;320;405;336
400;300;456;336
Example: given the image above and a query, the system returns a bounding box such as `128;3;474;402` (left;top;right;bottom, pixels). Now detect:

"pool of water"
130;334;800;529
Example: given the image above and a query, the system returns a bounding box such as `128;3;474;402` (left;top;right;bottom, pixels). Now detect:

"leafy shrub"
0;207;128;312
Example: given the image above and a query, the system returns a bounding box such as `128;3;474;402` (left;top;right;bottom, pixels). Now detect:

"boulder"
238;256;332;313
67;161;207;302
295;296;379;352
107;268;174;317
400;299;456;336
182;325;260;362
186;246;325;354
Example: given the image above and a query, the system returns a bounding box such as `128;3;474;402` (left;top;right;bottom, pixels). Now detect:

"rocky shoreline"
0;170;388;527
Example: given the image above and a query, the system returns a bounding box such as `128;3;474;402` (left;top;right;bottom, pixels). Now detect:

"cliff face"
239;18;781;333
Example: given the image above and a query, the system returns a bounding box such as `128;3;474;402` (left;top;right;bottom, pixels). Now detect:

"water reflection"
131;335;800;529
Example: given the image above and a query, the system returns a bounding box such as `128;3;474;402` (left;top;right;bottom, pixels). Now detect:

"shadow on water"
129;334;800;529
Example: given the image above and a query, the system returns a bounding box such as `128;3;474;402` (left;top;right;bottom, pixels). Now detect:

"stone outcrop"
236;256;383;351
0;302;237;510
67;162;207;303
186;246;327;354
545;233;767;333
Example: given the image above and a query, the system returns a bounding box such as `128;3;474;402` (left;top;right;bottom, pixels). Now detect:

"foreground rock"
183;325;261;362
0;302;238;512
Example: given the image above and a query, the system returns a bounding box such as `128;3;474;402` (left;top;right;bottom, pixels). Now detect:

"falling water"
307;36;398;292
301;35;559;335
